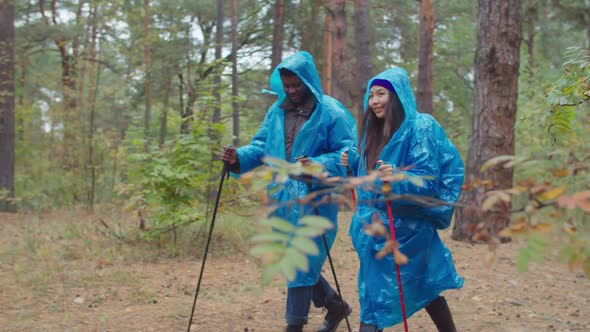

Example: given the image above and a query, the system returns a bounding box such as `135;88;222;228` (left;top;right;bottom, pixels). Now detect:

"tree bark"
300;0;321;60
231;0;240;146
143;0;152;146
39;0;83;174
321;11;332;96
0;0;16;212
453;0;522;241
86;0;99;209
330;0;350;106
417;0;435;115
353;0;372;121
211;0;224;142
159;77;171;148
270;0;286;73
525;0;537;89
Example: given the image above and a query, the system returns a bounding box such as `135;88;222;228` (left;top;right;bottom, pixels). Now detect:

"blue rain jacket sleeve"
234;108;273;174
231;51;357;288
350;67;463;329
308;97;357;179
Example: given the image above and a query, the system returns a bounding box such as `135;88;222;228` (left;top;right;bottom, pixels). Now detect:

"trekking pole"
379;162;409;332
187;162;229;332
296;163;351;332
343;148;356;206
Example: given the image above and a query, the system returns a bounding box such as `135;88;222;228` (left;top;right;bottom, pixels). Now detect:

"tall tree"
270;0;286;73
353;0;372;120
86;0;99;209
321;11;332;95
0;0;16;212
525;0;537;88
300;0;321;60
329;0;350;106
231;0;239;146
39;0;85;172
211;0;224;140
143;0;152;144
417;0;435;115
453;0;522;241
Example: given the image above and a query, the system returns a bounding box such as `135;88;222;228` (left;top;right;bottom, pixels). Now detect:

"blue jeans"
285;275;339;325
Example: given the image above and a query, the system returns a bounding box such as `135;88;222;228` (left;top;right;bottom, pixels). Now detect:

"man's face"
281;74;310;106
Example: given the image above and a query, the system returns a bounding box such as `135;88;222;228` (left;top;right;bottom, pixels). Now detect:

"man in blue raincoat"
221;51;357;332
342;67;463;331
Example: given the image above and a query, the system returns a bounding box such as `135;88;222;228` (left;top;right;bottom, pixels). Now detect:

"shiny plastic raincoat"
231;51;357;288
346;67;464;329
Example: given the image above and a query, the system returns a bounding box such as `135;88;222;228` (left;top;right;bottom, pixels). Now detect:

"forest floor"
1;210;589;332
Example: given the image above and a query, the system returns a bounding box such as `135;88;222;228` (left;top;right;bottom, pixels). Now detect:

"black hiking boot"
359;322;382;332
285;324;304;332
316;300;352;332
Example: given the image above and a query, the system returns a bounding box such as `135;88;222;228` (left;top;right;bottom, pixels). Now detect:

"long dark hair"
359;89;405;170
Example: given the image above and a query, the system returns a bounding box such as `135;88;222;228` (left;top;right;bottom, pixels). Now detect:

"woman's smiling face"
368;85;390;119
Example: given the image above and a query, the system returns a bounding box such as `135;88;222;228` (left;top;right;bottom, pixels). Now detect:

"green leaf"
408;175;426;188
261;263;281;285
280;257;297;281
251;233;290;243
250;242;284;256
295;226;326;237
286;247;309;273
290;237;319;256
299;216;334;230
259;217;296;233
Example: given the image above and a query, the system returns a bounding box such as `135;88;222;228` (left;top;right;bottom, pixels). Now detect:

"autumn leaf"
393;247;409;265
363;222;387;237
482;195;500;211
572;191;590;212
563;219;577;235
536;186;567;202
531;223;553;233
557;194;577;209
375;241;394;259
480;155;517;173
551;168;570;177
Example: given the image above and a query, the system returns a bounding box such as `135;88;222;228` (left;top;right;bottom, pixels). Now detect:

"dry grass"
1;209;589;332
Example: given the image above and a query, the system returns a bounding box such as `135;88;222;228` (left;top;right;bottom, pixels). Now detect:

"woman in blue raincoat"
221;51;356;332
341;67;463;332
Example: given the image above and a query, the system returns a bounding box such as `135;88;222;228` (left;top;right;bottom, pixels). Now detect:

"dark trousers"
285;275;338;325
360;296;456;332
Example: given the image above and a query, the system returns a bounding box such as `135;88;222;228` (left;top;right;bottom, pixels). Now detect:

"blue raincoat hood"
233;51;357;288
268;51;324;104
348;67;464;329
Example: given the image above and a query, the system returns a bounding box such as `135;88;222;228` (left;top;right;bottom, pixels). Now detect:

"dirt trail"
1;211;589;331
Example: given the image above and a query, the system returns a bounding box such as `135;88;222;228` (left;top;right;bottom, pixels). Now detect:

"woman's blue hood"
363;67;417;122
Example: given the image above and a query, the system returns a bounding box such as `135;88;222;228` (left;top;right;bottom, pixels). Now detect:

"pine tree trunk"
526;0;536;89
231;0;240;146
0;0;16;212
453;0;522;242
143;0;152;146
321;12;332;96
40;0;83;175
417;0;434;115
86;0;99;209
353;0;372;121
159;77;171;148
300;0;321;60
330;0;350;106
211;0;224;142
270;0;286;73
